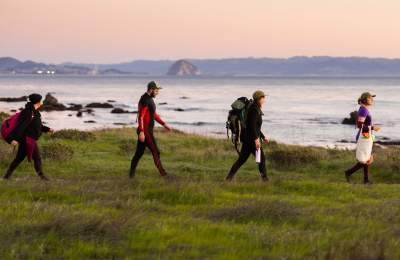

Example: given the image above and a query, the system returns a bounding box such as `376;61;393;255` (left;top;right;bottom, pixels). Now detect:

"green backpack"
226;97;253;153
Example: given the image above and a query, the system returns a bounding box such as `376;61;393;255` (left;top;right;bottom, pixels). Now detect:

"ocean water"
0;75;399;147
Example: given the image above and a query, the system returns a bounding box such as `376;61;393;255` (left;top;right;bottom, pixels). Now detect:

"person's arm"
137;105;149;132
247;108;259;141
155;112;172;131
154;112;165;126
357;109;371;133
10;110;32;142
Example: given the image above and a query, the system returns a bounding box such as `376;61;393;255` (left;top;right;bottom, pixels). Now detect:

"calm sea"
1;75;399;147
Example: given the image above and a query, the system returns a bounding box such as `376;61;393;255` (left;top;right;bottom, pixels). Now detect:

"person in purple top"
345;92;381;184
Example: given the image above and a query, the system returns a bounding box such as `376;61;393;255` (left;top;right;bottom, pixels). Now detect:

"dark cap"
28;93;42;104
147;81;162;90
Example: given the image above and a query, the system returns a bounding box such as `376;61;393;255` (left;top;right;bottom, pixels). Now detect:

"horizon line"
2;55;400;65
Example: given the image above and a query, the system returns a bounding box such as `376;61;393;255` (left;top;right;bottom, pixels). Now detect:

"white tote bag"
356;126;373;164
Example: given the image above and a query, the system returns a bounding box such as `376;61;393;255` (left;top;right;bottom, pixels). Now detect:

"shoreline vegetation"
0;125;400;258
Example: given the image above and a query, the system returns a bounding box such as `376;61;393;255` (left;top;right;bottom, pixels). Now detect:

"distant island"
167;60;201;76
2;56;400;76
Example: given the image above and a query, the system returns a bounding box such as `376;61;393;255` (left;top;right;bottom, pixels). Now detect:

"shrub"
0;112;10;122
41;142;74;161
373;147;400;180
51;129;95;141
0;143;13;164
268;144;328;168
119;139;136;155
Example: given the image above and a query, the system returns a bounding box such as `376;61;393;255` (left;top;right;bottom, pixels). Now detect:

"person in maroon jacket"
4;94;53;180
130;81;172;178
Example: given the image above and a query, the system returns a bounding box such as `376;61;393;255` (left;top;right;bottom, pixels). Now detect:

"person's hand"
138;131;145;142
263;137;270;144
11;140;18;146
164;124;172;132
373;126;381;132
255;138;261;149
49;128;55;133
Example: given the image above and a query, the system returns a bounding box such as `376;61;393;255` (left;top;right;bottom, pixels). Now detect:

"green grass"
0;127;400;259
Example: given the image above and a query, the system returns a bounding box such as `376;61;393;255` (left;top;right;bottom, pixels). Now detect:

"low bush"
0;112;10;122
119;139;136;155
50;129;96;141
41;142;74;161
268;143;329;168
0;143;13;164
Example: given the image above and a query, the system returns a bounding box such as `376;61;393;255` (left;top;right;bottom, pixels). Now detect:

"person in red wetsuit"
130;81;172;178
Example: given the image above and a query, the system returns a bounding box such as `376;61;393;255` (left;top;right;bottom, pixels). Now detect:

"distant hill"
167;60;200;76
3;56;400;76
69;56;400;76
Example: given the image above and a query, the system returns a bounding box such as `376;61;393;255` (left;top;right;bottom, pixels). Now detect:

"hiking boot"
225;172;235;182
129;170;135;179
261;176;269;182
364;180;373;185
38;174;50;181
345;171;351;183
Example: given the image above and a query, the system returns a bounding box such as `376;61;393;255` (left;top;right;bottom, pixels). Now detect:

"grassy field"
0;126;400;259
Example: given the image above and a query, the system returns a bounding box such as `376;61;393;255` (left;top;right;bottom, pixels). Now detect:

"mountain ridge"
2;56;400;76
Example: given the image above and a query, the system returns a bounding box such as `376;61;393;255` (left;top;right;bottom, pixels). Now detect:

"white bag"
356;126;373;164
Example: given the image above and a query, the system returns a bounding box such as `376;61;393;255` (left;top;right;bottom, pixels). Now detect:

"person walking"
130;81;172;178
345;92;381;184
226;90;269;182
3;94;53;180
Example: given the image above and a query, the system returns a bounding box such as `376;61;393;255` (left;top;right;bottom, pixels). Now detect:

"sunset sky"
1;0;399;63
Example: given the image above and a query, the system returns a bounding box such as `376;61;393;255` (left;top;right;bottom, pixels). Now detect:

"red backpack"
1;112;21;143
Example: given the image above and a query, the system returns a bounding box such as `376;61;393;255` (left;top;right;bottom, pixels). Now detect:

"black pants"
130;132;167;176
227;141;267;179
4;141;43;178
346;162;370;183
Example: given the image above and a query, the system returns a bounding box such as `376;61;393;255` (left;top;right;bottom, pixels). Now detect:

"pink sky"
1;0;399;63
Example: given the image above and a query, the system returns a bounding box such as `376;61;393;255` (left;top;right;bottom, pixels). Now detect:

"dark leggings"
130;132;167;176
227;142;267;179
346;162;370;183
4;141;43;178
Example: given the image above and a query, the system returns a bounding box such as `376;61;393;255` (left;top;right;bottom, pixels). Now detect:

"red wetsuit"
130;93;167;177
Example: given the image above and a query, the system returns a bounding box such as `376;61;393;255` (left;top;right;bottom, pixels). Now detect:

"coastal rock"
375;140;400;146
0;96;27;102
67;103;83;110
85;102;114;108
41;93;67;111
76;108;94;117
167;60;200;76
110;108;136;114
342;111;358;125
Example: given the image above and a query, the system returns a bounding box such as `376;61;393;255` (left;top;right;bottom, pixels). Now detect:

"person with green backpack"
226;90;269;182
